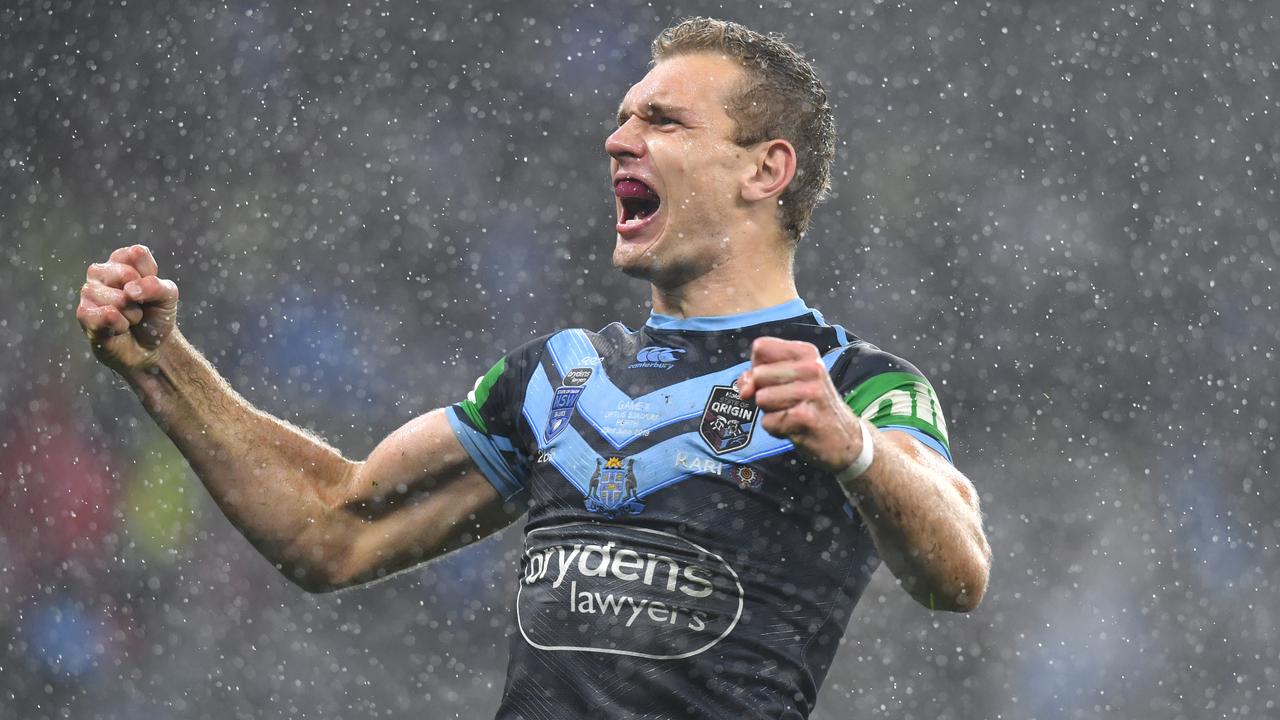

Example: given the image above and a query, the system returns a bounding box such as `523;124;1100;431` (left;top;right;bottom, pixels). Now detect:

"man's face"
606;53;755;286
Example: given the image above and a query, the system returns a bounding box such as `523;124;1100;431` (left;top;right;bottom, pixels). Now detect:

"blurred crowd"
2;1;1277;718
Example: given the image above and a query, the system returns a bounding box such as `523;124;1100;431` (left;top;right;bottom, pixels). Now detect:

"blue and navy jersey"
446;298;953;720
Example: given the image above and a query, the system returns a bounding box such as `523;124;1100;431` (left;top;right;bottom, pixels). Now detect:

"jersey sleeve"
830;343;953;463
446;337;545;501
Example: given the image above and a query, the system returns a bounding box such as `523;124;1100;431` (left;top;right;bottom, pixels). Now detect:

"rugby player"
77;17;991;719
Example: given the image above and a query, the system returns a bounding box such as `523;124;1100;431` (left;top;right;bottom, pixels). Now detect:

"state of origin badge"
698;381;757;454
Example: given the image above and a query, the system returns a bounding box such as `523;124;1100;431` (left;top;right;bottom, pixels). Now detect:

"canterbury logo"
634;346;686;364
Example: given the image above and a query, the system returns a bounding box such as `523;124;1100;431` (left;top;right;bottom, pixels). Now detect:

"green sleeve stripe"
843;372;925;414
459;357;506;433
843;371;950;450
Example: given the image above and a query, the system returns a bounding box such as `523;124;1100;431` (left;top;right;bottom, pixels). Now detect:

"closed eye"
615;114;679;128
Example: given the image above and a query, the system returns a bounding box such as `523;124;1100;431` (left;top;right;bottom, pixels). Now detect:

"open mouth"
615;178;661;232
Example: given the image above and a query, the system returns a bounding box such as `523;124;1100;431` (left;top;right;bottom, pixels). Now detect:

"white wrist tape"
836;419;876;486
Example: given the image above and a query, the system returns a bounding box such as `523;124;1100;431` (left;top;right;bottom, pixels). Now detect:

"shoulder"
493;320;630;355
825;338;953;458
803;306;932;383
539;322;638;363
829;340;932;388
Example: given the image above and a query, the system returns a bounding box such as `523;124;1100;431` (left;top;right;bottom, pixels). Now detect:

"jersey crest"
699;383;758;454
584;456;645;518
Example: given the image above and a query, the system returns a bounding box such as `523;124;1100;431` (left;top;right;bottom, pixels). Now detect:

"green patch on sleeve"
843;370;950;452
458;357;506;433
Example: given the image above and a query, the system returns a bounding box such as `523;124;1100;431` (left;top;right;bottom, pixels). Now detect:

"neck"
649;243;799;319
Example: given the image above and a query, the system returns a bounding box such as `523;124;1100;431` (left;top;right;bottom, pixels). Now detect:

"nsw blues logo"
628;345;687;369
545;367;593;441
585;456;646;518
699;382;758;455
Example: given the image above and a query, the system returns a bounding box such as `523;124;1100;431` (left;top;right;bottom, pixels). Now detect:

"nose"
605;118;645;161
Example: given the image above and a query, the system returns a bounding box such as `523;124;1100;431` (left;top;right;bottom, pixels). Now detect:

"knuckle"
755;387;777;408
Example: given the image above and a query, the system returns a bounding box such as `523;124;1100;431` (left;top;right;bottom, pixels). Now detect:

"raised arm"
77;245;521;592
737;337;991;612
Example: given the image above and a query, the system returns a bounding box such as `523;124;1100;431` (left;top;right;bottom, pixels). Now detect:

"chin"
612;241;709;289
612;244;660;280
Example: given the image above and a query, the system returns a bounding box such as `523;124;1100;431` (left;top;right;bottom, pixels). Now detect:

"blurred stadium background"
1;1;1276;718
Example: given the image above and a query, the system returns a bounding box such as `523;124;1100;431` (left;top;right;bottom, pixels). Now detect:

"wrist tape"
836;419;876;487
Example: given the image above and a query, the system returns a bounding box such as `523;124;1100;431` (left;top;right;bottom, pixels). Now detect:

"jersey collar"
645;297;814;332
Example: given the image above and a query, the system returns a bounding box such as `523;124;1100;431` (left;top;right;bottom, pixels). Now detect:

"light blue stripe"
527;331;874;499
645;297;813;331
490;434;517;454
446;407;528;500
524;363;806;497
881;424;953;464
543;330;848;450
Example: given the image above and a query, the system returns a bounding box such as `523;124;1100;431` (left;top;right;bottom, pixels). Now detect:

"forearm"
124;328;354;588
734;337;991;611
840;431;990;611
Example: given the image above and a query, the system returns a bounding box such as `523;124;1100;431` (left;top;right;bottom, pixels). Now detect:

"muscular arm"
838;429;990;612
738;336;991;612
127;334;518;591
79;245;521;593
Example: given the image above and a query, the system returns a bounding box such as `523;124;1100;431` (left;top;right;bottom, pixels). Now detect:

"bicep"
327;408;524;589
881;428;979;513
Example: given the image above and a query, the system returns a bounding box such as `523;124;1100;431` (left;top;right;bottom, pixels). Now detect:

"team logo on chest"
545;367;593;441
698;382;758;455
585;456;646;518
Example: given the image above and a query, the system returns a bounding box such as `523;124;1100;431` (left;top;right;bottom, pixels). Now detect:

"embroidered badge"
545;367;593;441
698;382;758;455
584;456;646;518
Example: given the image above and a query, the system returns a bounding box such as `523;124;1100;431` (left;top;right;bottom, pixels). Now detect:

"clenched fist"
736;336;866;474
76;244;179;374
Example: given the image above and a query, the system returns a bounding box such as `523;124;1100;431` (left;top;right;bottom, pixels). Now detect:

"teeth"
621;215;648;228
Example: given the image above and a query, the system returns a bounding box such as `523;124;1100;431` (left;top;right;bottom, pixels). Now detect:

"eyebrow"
616;100;688;126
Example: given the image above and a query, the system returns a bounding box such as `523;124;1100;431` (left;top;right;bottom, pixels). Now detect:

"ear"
740;139;797;203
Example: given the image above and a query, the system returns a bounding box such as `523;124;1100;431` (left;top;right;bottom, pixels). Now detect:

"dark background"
2;1;1276;718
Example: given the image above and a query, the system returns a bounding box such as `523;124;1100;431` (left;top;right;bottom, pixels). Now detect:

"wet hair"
651;17;836;242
